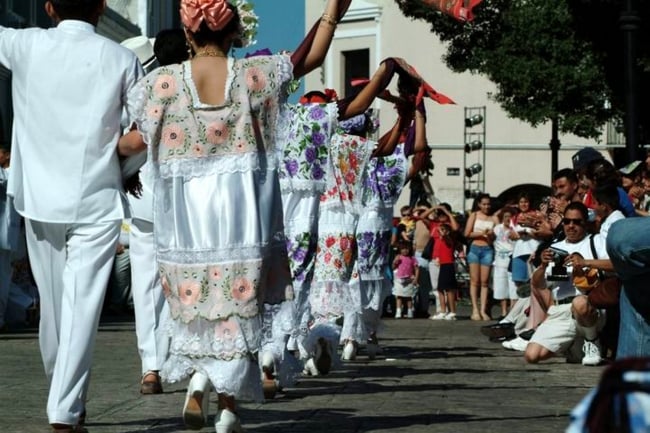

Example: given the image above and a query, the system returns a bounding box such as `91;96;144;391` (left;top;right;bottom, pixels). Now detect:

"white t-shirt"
599;210;624;240
545;234;608;300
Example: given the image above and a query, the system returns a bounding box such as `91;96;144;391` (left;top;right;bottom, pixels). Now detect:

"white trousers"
26;219;120;425
0;249;12;326
129;219;169;375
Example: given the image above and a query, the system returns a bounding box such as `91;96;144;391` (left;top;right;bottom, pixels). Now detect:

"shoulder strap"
589;234;598;260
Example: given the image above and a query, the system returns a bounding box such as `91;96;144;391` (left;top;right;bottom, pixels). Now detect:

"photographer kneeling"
524;202;612;366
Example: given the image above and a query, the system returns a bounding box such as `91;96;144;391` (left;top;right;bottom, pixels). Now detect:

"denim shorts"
511;255;531;283
467;244;494;266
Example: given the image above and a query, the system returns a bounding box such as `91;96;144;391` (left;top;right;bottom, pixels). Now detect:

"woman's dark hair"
586;159;620;187
397;74;419;99
517;192;531;202
471;193;491;212
50;0;103;21
191;4;241;47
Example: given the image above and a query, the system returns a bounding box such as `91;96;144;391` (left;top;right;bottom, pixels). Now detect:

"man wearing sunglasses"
523;202;614;367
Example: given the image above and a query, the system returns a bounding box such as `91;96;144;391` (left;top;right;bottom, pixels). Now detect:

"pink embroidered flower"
235;141;247;153
178;280;201;305
206;122;229;145
246;67;267;92
192;143;204;157
324;252;332;264
345;171;356;184
325;236;336;248
214;319;239;340
161;124;185;148
231;277;254;302
153;74;177;99
209;266;222;281
339;236;350;251
147;105;163;118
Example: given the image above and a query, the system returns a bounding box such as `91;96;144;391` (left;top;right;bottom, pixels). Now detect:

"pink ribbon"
180;0;235;33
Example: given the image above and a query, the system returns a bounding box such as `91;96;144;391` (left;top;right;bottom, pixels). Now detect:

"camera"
547;247;569;281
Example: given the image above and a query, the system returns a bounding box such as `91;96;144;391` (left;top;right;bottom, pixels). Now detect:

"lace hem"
165;315;261;361
161;355;263;402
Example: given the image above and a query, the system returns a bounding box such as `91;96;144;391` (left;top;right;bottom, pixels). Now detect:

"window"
342;49;369;98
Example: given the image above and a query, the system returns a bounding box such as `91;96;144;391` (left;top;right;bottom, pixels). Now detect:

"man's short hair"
154;29;189;66
50;0;104;21
564;201;589;221
592;184;619;211
552;168;578;184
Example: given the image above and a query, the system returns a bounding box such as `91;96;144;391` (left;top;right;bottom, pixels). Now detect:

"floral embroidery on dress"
133;55;292;167
279;103;334;183
315;232;357;282
356;230;392;275
286;232;318;282
362;151;408;205
160;260;262;323
321;133;372;210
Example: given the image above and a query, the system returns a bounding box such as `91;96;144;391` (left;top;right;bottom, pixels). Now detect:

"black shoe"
480;322;515;339
489;335;512;343
519;329;535;341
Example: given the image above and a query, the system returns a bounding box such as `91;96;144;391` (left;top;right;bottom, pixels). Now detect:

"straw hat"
120;35;156;68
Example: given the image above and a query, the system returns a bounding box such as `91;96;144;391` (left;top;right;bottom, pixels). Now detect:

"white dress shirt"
0;20;144;223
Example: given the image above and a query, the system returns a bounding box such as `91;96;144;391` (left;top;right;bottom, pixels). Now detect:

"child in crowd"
431;223;459;320
492;207;518;318
398;205;415;240
392;241;419;318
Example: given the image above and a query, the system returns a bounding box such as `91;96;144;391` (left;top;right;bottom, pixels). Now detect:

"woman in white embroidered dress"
118;0;351;431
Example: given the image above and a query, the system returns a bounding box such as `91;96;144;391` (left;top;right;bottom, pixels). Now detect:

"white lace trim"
157;236;286;264
155;151;280;180
279;179;327;194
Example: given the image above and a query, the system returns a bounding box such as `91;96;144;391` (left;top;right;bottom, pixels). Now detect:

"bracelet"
321;13;337;26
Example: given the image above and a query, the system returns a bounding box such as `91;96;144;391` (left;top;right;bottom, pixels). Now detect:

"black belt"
556;296;576;305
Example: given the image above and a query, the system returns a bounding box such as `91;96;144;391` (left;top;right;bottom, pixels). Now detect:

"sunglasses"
562;218;584;226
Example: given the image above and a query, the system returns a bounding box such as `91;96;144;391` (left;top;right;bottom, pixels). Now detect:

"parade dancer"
119;0;352;431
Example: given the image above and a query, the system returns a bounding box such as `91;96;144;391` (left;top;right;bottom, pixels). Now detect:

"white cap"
121;35;156;68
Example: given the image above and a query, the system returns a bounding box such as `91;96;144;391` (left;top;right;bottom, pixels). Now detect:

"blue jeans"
606;218;650;358
467;244;494;266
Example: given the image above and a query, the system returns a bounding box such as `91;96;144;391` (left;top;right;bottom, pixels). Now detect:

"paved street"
0;305;603;433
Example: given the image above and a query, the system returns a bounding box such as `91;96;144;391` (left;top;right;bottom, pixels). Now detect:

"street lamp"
465;163;482;178
465;139;483;153
465;114;483;128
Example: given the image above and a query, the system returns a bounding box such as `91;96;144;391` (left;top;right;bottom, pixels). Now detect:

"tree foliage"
395;0;650;141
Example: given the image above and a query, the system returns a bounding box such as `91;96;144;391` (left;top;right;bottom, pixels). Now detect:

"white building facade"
304;0;612;212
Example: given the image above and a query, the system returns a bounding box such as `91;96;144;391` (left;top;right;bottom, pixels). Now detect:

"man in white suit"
0;1;144;431
0;146;20;331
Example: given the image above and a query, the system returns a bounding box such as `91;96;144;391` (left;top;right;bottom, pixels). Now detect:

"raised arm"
292;0;349;78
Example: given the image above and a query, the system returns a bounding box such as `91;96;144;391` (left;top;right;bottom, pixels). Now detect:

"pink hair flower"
180;0;234;32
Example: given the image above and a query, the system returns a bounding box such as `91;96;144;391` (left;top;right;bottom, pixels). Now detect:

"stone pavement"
0;306;604;433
